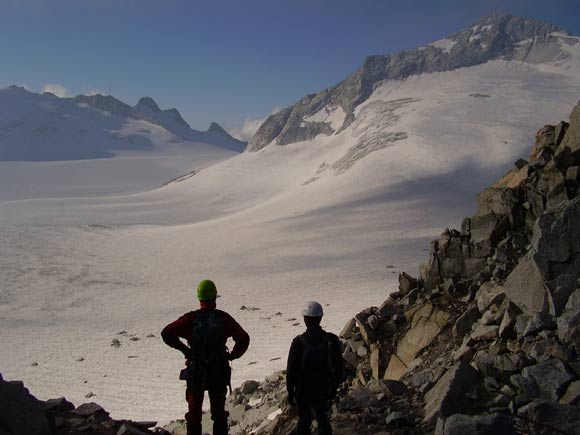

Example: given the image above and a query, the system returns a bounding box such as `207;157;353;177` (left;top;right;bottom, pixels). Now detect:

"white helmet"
302;301;323;317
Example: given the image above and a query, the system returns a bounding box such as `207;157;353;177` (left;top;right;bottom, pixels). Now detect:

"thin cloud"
42;83;71;98
231;106;282;142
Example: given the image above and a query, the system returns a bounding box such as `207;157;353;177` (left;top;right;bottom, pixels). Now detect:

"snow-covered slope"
0;86;245;161
1;13;580;426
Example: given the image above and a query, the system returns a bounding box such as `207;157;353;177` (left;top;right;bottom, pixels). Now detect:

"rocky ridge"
223;101;580;435
71;93;246;151
247;14;569;152
2;102;580;434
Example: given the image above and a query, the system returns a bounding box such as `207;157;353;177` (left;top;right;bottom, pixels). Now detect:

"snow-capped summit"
0;87;246;161
248;14;575;152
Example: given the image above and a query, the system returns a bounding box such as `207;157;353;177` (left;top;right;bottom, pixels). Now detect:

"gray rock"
435;413;517;435
499;302;521;340
339;318;356;339
522;312;556;336
521;359;574;401
241;380;260;395
452;306;480;339
470;323;499;341
385;411;408;427
424;362;481;423
557;308;580;349
399;272;417;294
476;282;506;313
338;387;379;411
525;400;580;435
503;251;548;314
566;288;580;310
559;380;580;405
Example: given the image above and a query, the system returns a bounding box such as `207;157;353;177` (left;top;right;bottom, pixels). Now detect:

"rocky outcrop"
227;101;580;434
247;14;567;151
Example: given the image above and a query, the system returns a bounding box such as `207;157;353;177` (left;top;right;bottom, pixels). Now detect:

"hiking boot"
186;422;202;435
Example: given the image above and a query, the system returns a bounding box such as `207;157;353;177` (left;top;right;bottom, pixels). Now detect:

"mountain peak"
207;122;230;136
247;14;575;152
137;97;161;113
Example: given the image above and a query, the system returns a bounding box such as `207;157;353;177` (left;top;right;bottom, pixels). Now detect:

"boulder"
435;413;517;435
503;251;548;314
470;323;499;342
0;379;52;435
452;306;480;339
398;272;417;294
521;312;556;337
339;318;356;339
476;187;522;227
385;307;448;380
533;196;580;270
521;359;574;401
566;288;580;310
475;282;505;313
241;380;260;395
560;101;580;156
424;362;481;423
337;387;379;411
498;302;522;340
525;400;580;435
559;380;580;405
557;308;580;349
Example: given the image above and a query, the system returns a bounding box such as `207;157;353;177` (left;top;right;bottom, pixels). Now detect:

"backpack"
187;310;230;390
298;333;334;394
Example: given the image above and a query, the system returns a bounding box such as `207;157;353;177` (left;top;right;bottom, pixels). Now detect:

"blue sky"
1;0;579;138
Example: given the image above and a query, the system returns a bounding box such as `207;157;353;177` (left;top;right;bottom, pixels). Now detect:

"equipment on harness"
298;332;334;395
182;310;231;390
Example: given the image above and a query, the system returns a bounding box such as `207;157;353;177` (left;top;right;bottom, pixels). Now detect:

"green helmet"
197;279;217;301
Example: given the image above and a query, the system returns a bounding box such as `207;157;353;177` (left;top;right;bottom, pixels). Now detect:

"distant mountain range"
248;14;577;151
0;86;245;161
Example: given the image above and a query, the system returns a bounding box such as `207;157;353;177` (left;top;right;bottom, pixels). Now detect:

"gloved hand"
287;392;296;407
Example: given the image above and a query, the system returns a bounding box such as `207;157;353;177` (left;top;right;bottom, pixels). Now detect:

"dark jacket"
161;308;250;360
286;325;344;397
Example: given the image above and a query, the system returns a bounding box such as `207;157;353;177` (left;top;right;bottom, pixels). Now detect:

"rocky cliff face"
247;14;567;152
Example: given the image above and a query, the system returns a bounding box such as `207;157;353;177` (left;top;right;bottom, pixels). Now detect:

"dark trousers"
296;394;332;435
185;386;229;435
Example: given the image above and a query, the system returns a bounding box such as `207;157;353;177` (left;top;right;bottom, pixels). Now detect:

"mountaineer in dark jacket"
286;301;344;435
162;279;250;435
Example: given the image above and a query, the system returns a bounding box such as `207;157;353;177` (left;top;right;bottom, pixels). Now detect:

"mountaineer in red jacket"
162;279;250;435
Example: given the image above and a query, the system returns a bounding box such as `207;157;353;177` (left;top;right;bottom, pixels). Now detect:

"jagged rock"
474;350;528;379
338;387;379;411
470;323;499;341
241;380;260;395
339;318;356;338
476;187;522;227
561;101;580;156
117;423;151;435
559;380;580;405
385;308;448;380
524;400;580;435
435;413;517;435
452;342;473;363
557;308;580;350
520;359;574;401
475;282;505;313
545;274;577;316
44;397;75;413
0;378;52;435
480;303;506;326
521;312;556;336
424;362;481;423
399;272;417;294
355;313;376;345
452;306;480;339
385;411;408;427
503;251;547;314
566;288;580;310
370;345;381;379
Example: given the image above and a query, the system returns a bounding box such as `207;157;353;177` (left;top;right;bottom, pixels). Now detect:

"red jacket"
161;306;250;360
